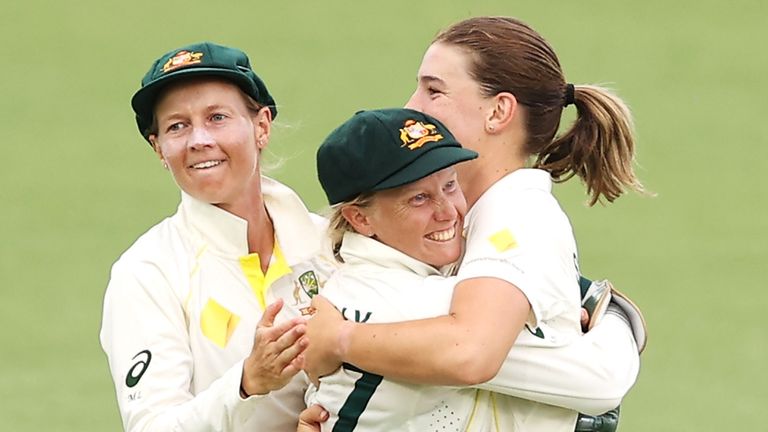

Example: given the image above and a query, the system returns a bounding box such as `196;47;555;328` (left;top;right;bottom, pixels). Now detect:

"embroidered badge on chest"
293;270;323;315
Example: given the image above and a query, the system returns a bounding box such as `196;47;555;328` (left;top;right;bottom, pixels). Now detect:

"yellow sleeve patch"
200;298;240;348
488;228;518;252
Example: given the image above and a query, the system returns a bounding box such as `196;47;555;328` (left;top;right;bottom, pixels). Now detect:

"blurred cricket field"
1;0;765;430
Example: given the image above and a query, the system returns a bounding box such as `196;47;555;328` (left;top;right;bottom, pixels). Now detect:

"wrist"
337;320;354;362
239;380;251;399
240;360;268;398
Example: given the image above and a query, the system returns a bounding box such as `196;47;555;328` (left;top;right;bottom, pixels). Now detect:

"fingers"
299;404;329;424
259;298;285;328
258;317;305;343
297;404;328;432
272;329;309;371
243;300;311;394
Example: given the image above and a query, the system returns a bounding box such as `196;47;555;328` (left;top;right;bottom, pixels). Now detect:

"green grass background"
1;0;765;430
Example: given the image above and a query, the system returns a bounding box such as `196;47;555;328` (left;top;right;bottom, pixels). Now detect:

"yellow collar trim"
239;239;292;310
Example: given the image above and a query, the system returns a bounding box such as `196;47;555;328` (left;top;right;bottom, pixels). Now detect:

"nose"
188;125;215;150
432;196;458;221
404;90;420;111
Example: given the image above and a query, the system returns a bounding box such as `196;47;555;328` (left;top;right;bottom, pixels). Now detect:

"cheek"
453;196;468;218
158;143;182;167
422;101;468;138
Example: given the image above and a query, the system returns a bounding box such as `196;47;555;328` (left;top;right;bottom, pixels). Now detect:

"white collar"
178;176;323;264
339;231;443;277
469;168;552;213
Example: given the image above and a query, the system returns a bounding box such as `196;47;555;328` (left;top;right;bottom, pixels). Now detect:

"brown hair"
325;193;376;262
434;16;647;205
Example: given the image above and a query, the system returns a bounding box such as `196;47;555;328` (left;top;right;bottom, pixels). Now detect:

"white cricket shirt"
458;168;588;431
100;177;337;432
460;170;638;420
310;232;493;432
311;169;639;432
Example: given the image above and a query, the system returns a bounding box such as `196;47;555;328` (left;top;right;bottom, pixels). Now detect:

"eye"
166;122;185;133
409;193;429;206
443;180;457;193
210;113;227;122
427;86;443;97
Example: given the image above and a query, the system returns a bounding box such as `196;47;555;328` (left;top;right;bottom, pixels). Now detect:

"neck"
244;202;274;269
460;140;527;208
217;175;275;272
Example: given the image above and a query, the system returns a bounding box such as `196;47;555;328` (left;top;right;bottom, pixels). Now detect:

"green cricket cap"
317;108;478;205
131;41;277;144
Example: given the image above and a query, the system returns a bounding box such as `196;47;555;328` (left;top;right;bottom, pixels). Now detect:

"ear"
485;92;518;134
254;106;272;150
149;135;168;169
340;205;375;237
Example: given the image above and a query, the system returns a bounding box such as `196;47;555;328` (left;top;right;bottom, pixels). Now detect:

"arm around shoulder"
477;313;640;415
341;277;531;385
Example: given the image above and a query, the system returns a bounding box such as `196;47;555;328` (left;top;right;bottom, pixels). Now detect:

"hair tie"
564;83;575;107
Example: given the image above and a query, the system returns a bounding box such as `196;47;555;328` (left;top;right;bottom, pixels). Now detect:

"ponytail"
534;85;649;206
434;16;649;205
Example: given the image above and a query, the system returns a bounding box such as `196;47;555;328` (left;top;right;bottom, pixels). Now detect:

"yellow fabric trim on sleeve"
200;298;240;348
465;388;482;431
184;245;208;317
490;391;501;432
239;240;292;310
488;228;518;252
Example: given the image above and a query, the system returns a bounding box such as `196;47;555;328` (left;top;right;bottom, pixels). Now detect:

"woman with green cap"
100;42;336;431
307;107;483;431
299;106;641;431
303;16;647;432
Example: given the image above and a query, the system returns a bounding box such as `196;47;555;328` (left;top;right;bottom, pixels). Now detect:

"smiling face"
405;42;493;156
347;167;467;268
150;78;270;211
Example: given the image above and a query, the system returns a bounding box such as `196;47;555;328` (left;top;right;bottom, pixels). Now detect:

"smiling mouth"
425;225;457;242
190;160;224;169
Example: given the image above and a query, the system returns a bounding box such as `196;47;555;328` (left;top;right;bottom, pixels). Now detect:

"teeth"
426;226;456;242
191;160;222;169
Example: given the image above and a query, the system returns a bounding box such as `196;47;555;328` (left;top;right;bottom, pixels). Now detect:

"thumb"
300;403;328;424
260;298;284;327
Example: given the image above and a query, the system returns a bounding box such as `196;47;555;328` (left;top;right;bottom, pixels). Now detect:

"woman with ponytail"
303;17;647;432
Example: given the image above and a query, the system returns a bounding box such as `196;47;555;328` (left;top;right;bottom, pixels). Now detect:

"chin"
430;251;462;268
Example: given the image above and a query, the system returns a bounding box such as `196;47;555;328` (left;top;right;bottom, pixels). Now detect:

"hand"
241;299;308;396
296;404;329;432
302;295;347;384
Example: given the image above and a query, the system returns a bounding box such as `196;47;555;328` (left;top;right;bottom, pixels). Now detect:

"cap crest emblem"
399;119;443;150
162;50;204;73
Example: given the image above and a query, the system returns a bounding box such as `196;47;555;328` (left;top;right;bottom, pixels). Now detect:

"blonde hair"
325;193;376;262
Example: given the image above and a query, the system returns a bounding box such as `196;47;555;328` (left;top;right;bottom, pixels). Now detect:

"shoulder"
469;170;568;236
475;169;559;212
113;216;182;268
106;216;191;302
308;212;330;231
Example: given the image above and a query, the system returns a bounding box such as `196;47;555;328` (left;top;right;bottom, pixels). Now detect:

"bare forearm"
341;278;530;385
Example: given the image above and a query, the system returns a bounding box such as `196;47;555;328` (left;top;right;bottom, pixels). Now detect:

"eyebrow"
418;75;447;86
158;104;231;120
157;112;184;124
204;103;232;113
